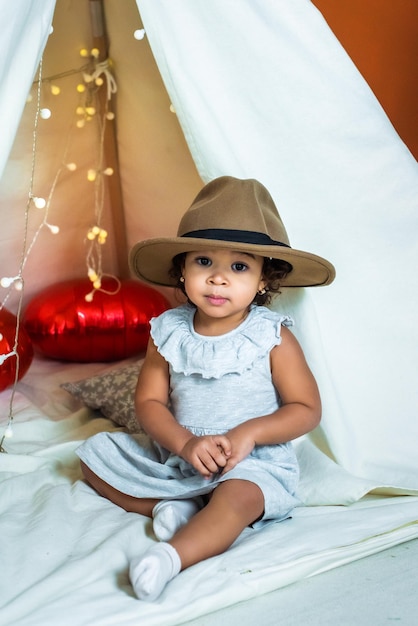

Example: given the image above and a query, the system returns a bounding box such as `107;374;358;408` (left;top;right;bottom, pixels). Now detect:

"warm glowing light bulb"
92;226;101;236
4;425;13;438
1;277;13;288
80;48;89;57
106;112;115;120
47;224;60;234
91;48;100;58
88;268;98;281
98;229;108;244
76;119;85;128
85;106;96;116
40;108;52;119
66;162;77;171
134;29;145;40
76;84;86;93
85;292;94;302
51;85;61;95
87;169;97;182
33;196;46;209
14;279;23;291
95;77;104;86
93;279;101;289
103;167;114;176
87;230;96;241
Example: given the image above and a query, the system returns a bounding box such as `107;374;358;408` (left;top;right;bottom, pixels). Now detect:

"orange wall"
312;0;418;160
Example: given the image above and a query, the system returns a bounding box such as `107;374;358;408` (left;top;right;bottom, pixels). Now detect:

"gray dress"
76;304;300;526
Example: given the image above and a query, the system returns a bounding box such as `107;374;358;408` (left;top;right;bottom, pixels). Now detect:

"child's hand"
180;435;231;479
221;425;256;474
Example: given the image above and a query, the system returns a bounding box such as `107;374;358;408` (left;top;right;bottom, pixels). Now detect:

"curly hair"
169;253;292;306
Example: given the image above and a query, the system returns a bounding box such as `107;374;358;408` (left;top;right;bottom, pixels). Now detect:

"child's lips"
206;294;228;305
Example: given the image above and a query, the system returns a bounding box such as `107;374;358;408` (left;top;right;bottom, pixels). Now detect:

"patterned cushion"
61;361;144;433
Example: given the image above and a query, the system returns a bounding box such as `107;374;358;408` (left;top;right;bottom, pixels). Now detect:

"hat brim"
129;237;335;288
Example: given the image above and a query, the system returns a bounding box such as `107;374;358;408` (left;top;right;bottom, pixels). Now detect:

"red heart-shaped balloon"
0;308;34;391
23;278;171;362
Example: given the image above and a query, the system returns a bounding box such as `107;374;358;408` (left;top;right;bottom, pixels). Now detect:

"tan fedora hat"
129;176;335;288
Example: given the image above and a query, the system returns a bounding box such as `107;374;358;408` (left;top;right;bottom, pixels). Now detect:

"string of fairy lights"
0;26;147;450
0;56;47;452
1;49;117;302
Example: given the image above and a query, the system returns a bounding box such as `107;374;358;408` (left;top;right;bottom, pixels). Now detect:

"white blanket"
1;359;418;625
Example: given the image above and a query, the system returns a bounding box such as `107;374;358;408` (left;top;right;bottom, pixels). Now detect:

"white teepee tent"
0;1;417;624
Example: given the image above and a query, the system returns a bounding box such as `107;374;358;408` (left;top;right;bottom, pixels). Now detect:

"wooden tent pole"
88;0;130;278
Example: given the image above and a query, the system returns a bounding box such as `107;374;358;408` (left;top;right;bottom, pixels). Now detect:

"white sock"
129;542;181;602
152;498;202;541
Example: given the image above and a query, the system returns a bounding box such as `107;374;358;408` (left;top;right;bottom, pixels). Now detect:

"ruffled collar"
150;304;293;379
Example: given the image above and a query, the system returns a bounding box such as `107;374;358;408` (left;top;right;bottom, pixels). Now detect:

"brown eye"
196;257;211;267
232;262;248;272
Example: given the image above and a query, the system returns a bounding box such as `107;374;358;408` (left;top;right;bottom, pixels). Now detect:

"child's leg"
81;461;202;536
80;461;158;517
170;479;264;568
130;479;264;600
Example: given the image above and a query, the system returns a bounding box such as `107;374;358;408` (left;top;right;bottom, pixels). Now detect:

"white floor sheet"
1;358;417;626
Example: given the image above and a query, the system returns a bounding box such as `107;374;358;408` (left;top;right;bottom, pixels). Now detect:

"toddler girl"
77;176;335;601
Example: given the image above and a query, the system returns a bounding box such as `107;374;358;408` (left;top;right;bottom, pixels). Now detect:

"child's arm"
223;325;321;472
136;338;230;478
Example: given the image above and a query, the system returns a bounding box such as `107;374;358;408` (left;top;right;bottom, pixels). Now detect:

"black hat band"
181;229;291;248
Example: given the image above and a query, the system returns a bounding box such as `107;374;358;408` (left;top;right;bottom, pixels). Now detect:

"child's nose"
208;267;228;284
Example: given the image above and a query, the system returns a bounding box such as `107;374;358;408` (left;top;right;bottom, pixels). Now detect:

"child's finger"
213;435;232;457
197;448;224;477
